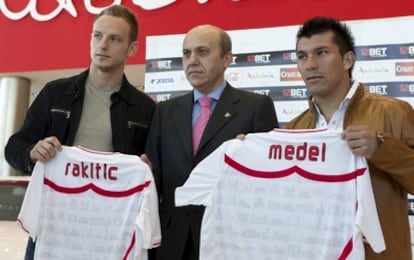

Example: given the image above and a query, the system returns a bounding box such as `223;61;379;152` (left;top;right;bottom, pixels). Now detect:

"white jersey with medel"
175;129;385;260
18;146;161;260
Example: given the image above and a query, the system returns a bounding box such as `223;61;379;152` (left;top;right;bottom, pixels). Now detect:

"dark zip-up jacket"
5;69;155;174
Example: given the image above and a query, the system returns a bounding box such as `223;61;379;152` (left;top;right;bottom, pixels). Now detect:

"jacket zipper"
50;108;71;119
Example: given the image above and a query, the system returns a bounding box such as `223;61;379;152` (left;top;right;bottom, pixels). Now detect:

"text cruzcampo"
64;162;118;180
268;142;326;162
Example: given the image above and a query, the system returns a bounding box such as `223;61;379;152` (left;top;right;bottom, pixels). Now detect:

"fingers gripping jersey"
18;146;161;260
175;129;385;260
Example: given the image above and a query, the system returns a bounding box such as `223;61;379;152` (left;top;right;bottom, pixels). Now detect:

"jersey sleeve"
135;164;162;250
175;141;230;207
17;161;45;240
355;159;386;253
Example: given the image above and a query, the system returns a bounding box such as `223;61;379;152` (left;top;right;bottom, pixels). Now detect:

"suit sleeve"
254;94;279;131
144;104;163;194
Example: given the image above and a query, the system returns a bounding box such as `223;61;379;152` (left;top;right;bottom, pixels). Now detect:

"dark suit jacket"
145;83;278;259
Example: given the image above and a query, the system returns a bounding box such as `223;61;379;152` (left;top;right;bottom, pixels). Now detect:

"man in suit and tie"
144;24;279;260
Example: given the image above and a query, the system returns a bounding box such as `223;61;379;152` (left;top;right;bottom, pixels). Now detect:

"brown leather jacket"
285;83;414;260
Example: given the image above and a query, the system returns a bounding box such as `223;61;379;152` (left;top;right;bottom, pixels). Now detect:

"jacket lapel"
198;85;239;151
172;93;194;158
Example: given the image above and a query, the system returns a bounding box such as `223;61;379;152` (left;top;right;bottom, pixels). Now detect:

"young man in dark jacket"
4;5;155;259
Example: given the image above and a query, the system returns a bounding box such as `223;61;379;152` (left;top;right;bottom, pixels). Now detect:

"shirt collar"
193;81;226;103
312;80;359;114
344;80;359;102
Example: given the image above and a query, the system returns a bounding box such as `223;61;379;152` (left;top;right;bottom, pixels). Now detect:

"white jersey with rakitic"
175;129;385;260
18;146;161;260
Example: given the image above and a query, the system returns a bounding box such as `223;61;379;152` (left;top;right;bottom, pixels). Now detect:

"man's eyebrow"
297;46;330;52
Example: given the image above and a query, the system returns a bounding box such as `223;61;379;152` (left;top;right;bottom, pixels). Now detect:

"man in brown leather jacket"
285;16;414;259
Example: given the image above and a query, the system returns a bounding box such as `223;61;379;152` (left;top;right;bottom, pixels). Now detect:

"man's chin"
188;79;205;88
190;81;203;89
93;63;112;73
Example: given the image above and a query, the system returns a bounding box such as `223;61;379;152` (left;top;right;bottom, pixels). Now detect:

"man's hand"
342;126;379;158
236;134;246;140
30;136;62;163
140;154;153;171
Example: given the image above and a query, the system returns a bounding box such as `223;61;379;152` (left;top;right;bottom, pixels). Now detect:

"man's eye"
93;34;102;40
182;51;190;57
111;37;120;43
318;50;328;56
296;54;306;60
199;49;208;56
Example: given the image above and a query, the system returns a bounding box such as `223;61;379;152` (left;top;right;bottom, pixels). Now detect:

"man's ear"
343;51;355;71
223;52;233;68
127;41;138;57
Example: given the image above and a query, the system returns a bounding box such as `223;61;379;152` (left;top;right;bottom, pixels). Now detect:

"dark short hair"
296;16;355;77
94;5;138;43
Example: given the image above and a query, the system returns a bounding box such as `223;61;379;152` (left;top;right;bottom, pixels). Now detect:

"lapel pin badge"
224;112;231;118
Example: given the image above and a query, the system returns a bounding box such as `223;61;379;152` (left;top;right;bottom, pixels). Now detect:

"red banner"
1;0;414;73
